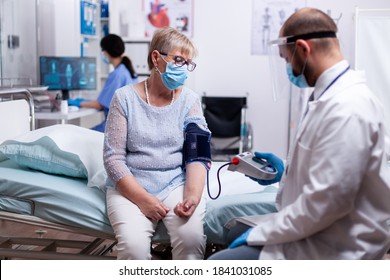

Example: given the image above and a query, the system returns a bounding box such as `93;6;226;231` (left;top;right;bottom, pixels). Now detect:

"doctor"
209;7;390;260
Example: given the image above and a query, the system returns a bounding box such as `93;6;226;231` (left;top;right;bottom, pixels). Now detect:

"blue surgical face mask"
101;52;110;65
158;56;188;90
286;62;309;88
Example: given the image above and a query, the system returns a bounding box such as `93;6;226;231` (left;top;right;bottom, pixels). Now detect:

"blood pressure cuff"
183;123;212;170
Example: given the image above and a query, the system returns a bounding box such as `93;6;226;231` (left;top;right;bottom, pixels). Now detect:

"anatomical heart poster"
144;0;193;37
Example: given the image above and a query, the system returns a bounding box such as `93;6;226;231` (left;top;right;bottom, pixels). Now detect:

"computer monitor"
39;56;97;99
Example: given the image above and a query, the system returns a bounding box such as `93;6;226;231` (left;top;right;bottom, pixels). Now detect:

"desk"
35;108;99;125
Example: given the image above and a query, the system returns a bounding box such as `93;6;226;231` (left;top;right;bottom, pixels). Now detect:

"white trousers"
106;185;206;260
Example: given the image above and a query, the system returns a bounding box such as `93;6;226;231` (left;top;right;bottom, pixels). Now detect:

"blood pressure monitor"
227;152;277;180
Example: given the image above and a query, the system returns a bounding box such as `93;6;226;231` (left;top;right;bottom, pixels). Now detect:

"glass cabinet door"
0;0;38;86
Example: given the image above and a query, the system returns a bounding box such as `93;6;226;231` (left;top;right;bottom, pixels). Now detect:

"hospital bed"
0;89;278;259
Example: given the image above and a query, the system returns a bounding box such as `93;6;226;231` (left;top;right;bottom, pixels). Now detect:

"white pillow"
0;124;107;189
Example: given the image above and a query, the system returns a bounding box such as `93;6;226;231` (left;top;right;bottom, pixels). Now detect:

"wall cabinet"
0;0;38;85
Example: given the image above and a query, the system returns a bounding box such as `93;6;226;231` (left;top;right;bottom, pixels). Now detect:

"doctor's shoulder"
336;83;384;122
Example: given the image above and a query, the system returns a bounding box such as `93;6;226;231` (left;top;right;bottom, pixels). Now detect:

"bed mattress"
0;159;114;236
0;160;277;245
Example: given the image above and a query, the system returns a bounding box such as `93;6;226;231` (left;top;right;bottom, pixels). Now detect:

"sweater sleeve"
184;94;208;129
103;91;133;185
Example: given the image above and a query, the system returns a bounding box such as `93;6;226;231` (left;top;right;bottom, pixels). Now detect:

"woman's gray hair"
147;27;198;70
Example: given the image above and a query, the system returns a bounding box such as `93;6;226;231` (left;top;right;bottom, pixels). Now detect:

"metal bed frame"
0;212;116;260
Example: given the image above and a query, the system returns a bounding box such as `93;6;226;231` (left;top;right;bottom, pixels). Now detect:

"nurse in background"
68;34;138;132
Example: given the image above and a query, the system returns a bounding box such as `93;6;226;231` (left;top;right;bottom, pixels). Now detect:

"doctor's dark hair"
147;26;198;70
281;8;338;51
100;34;138;79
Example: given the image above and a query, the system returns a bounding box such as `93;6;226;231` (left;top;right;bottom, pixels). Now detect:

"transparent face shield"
267;31;337;101
267;36;297;101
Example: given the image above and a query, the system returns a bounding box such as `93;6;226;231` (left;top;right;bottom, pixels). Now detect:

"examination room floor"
1;220;389;260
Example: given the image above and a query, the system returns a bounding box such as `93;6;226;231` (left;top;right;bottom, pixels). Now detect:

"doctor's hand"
228;228;253;249
250;152;284;185
67;98;87;107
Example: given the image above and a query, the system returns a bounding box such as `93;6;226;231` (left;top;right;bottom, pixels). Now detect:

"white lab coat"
246;61;390;259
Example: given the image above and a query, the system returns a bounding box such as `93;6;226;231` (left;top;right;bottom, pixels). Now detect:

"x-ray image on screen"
39;56;97;92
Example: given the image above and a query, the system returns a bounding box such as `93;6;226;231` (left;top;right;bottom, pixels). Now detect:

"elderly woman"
103;27;210;260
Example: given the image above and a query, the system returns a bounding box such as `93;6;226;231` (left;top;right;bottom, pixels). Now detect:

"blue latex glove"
67;98;87;107
251;151;284;185
228;228;253;249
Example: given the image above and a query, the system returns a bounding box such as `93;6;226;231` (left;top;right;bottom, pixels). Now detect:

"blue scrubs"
93;63;138;132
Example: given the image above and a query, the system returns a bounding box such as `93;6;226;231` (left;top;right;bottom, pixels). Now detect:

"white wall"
38;0;80;57
355;9;390;141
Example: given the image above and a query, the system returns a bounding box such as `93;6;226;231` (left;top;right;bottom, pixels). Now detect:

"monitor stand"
61;89;69;100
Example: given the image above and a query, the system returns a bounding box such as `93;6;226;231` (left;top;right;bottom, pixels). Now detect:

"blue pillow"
0;124;107;189
0;136;87;178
